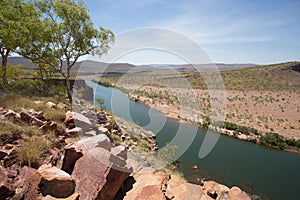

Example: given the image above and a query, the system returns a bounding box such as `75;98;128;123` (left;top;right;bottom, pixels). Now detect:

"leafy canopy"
19;0;115;75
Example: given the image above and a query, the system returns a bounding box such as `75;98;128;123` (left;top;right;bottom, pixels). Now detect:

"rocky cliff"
0;99;251;200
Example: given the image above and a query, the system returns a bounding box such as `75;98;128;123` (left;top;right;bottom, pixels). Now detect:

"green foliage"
223;121;259;135
0;0;41;84
260;132;287;150
95;98;105;110
97;80;113;88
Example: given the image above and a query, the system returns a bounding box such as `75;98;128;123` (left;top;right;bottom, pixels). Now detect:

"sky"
83;0;300;65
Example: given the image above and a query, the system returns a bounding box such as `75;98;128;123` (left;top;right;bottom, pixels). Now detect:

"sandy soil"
124;84;300;140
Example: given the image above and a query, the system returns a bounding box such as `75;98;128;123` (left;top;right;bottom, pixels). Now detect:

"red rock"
229;186;251;200
61;145;83;174
135;185;165;200
0;182;15;199
111;145;127;160
38;165;75;198
20;112;44;126
0;149;8;160
65;127;83;137
43;148;61;166
40;121;57;132
72;151;131;200
12;166;42;200
3;110;22;123
42;192;79;200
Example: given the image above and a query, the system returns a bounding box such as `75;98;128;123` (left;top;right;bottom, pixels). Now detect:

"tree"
18;0;114;103
0;0;40;85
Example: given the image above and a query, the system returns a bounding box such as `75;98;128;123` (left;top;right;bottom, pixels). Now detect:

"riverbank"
130;91;300;153
95;80;300;153
0;91;253;199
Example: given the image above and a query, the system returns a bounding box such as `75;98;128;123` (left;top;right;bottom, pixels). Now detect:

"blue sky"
84;0;300;64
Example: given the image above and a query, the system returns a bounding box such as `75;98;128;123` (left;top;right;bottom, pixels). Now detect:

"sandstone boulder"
165;175;205;200
135;185;165;200
111;145;127;160
0;166;16;199
75;134;111;152
64;111;93;131
229;186;251;200
12;166;42;200
46;102;57;109
72;150;131;200
68;134;131;200
20;112;44;126
42;192;79;200
61;144;83;174
38;165;75;198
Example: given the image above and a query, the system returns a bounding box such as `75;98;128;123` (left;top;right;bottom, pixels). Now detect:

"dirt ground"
124;84;300;140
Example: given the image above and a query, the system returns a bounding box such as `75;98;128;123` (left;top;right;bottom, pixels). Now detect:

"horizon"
6;55;300;66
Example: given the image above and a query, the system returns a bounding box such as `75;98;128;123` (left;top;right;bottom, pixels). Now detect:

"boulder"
0;183;15;200
64;111;93;131
12;166;42;200
229;186;251;200
0;149;8;160
76;134;111;152
61;145;83;174
65;127;83;137
72;150;131;200
165;175;205;200
111;145;127;160
203;181;229;197
3;110;21;123
0;166;16;199
46;102;57;109
42;192;79;200
135;185;165;200
38;165;75;198
39;121;57;132
20;112;44;126
123;168;165;200
69;134;132;200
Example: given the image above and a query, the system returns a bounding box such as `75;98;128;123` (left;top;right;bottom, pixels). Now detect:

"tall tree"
0;0;40;85
18;0;114;103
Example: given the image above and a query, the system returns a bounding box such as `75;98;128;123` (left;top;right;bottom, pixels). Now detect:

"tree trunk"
65;66;73;104
1;53;8;85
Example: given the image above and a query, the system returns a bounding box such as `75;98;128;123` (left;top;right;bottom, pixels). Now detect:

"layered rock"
61;134;132;200
12;166;42;200
38;165;75;198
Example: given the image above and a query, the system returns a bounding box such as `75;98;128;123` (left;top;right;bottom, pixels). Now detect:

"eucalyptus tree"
19;0;114;103
0;0;40;85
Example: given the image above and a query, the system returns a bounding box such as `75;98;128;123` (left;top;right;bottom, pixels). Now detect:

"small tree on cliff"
18;0;114;103
0;0;40;85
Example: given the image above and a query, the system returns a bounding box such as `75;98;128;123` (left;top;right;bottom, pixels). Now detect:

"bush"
17;137;51;168
260;132;287;149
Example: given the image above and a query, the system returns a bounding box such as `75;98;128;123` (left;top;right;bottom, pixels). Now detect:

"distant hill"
2;56;257;75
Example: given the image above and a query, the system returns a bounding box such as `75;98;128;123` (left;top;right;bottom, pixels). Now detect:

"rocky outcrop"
120;166;251;200
12;166;42;200
38;165;75;198
229;186;252;200
65;134;132;200
0;166;16;199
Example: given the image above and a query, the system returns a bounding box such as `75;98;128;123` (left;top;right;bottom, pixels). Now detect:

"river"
85;80;300;200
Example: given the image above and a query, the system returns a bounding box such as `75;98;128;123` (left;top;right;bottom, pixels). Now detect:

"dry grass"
17;136;51;168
